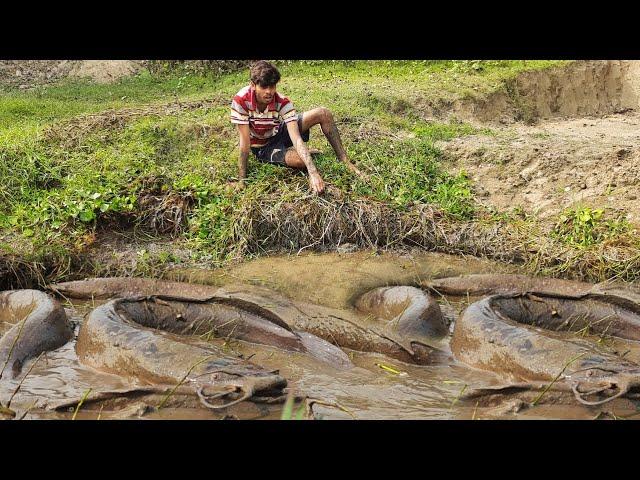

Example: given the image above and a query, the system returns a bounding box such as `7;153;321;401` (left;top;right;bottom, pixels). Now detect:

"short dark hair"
250;61;281;87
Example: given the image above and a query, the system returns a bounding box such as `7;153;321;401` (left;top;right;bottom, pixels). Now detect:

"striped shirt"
230;85;298;147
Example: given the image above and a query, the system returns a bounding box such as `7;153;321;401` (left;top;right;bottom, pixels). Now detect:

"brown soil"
67;61;145;84
0;61;75;88
440;60;640;226
453;60;640;124
0;60;145;88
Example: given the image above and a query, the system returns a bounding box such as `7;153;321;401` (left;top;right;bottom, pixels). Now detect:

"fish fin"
296;330;354;370
11;358;23;379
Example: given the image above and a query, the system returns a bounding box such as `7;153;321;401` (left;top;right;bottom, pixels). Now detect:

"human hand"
309;173;325;195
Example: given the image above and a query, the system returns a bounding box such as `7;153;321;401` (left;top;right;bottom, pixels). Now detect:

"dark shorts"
251;113;310;166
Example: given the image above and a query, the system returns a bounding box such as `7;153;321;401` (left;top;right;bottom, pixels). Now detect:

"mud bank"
455;60;640;124
0;61;145;88
437;62;640;226
441;112;640;223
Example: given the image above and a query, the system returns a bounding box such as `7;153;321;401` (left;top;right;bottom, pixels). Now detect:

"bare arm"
237;124;251;183
286;121;325;194
286;121;317;174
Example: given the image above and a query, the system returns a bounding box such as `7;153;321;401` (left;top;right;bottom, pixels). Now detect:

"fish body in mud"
50;277;220;300
424;274;594;297
52;277;448;365
0;290;73;379
425;273;640;326
214;285;450;365
452;292;640;406
353;285;451;363
354;286;448;339
79;294;353;373
77;297;290;408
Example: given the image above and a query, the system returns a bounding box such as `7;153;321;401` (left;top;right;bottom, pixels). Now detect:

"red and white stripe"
230;86;298;147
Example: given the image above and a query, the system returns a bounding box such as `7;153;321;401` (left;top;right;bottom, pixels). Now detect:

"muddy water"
3;251;639;420
2;300;498;420
166;250;518;309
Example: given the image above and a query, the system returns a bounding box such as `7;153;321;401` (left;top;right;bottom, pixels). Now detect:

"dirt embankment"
2;60;640;289
441;60;640;225
0;60;145;88
455;60;640;124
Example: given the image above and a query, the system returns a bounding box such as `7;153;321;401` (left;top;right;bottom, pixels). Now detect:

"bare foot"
226;180;245;192
343;160;368;181
309;148;323;156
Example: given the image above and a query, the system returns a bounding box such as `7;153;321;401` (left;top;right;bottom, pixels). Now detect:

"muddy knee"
317;106;333;122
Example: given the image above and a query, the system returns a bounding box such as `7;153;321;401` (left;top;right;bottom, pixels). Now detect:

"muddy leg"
300;107;367;179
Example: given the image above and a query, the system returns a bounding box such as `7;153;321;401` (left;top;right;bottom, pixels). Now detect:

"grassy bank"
2;59;637;287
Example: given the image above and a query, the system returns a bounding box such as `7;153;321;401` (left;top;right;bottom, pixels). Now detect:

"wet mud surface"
3;251;640;420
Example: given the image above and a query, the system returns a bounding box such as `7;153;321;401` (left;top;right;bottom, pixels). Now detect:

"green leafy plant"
552;207;630;248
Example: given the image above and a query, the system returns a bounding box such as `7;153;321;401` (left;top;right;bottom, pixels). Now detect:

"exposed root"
226;191;640;282
136;190;195;235
235;189;481;259
0;254;46;290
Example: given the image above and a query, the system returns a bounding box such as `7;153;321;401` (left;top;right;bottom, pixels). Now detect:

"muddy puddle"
3;251;640;420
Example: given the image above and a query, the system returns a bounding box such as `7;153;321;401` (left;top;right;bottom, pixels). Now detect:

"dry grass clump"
0;254;45;290
223;191;640;283
136;190;195;235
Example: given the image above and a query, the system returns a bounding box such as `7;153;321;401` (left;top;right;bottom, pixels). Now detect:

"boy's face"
251;81;277;106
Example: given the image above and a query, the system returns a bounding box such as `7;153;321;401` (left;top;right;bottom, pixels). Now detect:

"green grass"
552;206;631;249
0;60;567;129
0;111;479;260
0;59;593;273
280;393;307;420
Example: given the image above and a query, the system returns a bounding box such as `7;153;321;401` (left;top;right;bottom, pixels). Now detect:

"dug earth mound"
0;60;145;88
439;60;640;224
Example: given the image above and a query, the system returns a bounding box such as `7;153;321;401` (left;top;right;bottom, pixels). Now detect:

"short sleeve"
230;96;250;125
279;97;297;123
